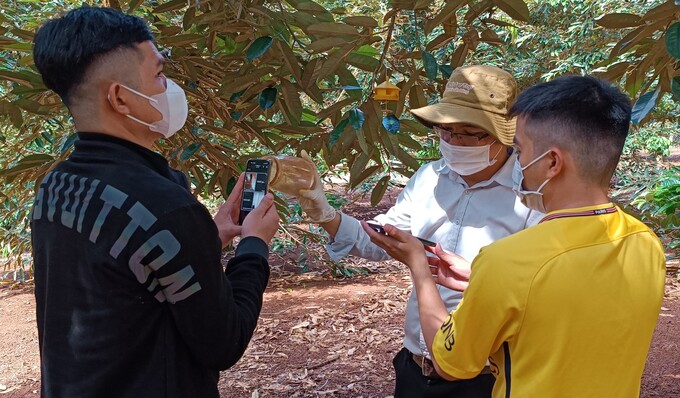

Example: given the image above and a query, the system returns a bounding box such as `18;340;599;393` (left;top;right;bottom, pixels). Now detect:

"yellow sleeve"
431;247;525;379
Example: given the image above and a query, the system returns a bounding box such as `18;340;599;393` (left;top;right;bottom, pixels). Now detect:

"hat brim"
410;102;516;146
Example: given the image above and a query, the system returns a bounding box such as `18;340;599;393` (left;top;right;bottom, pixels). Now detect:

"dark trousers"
393;347;495;398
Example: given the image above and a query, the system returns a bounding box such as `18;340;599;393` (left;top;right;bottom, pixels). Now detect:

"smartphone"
365;222;436;247
239;159;271;225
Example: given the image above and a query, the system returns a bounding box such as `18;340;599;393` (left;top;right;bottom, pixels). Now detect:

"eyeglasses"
433;126;491;146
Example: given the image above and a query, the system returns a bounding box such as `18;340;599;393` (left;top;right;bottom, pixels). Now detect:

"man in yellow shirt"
363;75;666;397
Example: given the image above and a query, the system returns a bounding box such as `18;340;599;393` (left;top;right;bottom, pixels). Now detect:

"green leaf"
409;84;427;109
382;115;400;134
0;42;32;52
671;76;680;101
217;35;238;55
153;0;187;13
422;51;438;80
0;68;41;88
127;0;145;12
259;87;278;110
180;142;202;161
394;146;421;172
492;0;530;22
350;164;380;189
424;0;469;35
426;33;455;51
317;44;356;80
595;13;642;29
0;101;23;128
0;154;54;177
14;98;48;114
276;40;302;82
161;34;203;46
329;118;349;147
302;109;317;123
631;87;660;125
400;119;429;135
348;108;365;131
8;106;22;128
355;44;380;57
370;175;390;206
665;22;680;60
307;22;360;36
181;7;195;31
290;1;334;21
480;17;515;27
246;36;274;62
288;11;320;30
336;66;362;100
306;37;348;53
349;152;370;181
342;16;379;27
18;153;53;164
346;53;380;72
280;79;302;125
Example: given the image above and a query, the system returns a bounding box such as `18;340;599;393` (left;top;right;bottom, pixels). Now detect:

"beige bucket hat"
410;65;518;146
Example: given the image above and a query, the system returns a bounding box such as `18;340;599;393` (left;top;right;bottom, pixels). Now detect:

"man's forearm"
411;264;450;355
411;264;460;381
319;212;341;239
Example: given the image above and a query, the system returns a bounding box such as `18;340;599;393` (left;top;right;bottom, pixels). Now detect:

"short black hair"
33;6;154;106
509;75;632;186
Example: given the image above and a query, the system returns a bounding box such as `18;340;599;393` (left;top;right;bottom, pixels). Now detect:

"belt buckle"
421;357;436;378
413;354;437;378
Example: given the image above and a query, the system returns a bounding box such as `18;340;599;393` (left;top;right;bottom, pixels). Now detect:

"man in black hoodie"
31;7;279;397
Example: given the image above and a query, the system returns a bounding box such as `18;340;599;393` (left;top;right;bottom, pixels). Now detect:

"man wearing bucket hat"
276;65;541;397
363;75;665;398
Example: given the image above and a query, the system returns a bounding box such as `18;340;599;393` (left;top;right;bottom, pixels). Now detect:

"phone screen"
239;159;271;224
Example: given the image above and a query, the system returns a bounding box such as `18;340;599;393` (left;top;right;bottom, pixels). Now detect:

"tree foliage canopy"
1;0;679;266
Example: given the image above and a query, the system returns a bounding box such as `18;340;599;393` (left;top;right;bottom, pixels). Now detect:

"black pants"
393;347;495;398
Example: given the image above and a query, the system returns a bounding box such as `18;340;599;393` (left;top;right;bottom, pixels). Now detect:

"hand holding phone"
365;221;436;247
241;192;279;244
214;173;245;248
239;159;271;225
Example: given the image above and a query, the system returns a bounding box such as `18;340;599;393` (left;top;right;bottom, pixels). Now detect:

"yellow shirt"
432;203;666;398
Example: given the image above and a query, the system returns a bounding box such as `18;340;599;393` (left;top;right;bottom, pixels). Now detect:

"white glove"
297;150;337;223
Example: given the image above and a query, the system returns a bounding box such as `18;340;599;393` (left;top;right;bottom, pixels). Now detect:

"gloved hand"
297;150;337;223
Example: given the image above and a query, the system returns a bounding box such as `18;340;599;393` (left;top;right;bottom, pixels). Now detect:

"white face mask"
439;138;501;176
512;150;551;213
120;79;188;138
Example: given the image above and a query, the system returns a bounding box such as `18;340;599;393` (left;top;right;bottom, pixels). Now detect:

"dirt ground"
1;187;679;397
1;266;679;397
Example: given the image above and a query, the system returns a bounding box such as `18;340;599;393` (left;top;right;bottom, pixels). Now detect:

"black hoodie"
31;133;269;398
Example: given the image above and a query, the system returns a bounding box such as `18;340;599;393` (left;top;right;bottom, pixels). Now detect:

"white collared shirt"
327;153;542;357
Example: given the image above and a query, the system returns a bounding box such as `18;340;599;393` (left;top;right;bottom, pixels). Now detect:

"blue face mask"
512;150;551;213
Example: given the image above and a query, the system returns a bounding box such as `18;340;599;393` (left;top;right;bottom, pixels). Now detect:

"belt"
411;353;492;380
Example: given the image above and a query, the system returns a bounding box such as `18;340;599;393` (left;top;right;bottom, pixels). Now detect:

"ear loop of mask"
116;85;160;128
521;150;551;172
519;150;552;194
531;176;551;193
489;141;502;164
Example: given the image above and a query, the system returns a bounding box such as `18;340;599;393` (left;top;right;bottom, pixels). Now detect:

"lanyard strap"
539;205;617;224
